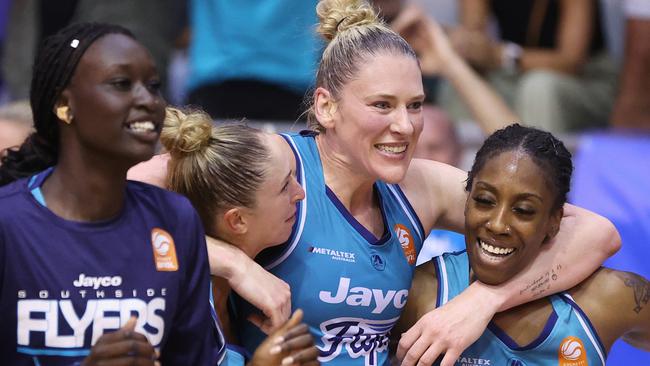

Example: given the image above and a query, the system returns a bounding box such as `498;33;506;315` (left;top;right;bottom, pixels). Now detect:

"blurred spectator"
0;100;32;154
442;0;618;134
611;0;650;130
413;105;466;264
1;0;183;100
413;105;461;167
571;1;650;364
187;0;319;121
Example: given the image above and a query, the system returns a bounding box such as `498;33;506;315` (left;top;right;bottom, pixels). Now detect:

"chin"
473;267;509;286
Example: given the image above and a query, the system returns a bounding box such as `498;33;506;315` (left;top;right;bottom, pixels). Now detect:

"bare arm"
490;204;620;311
572;268;650;351
206;236;292;334
128;157;293;333
392;6;517;135
458;0;594;74
518;0;594;74
397;162;621;366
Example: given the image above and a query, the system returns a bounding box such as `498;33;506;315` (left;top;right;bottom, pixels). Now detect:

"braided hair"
466;124;573;211
0;22;134;186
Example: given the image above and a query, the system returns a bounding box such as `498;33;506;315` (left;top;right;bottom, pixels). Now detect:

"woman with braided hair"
393;124;650;365
0;22;317;366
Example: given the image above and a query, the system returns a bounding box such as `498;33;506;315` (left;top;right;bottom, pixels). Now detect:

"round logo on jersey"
394;224;416;265
152;231;170;255
371;253;386;271
558;336;588;365
151;228;178;271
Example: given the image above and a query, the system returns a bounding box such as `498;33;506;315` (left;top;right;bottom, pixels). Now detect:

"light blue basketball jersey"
237;131;425;365
432;251;607;366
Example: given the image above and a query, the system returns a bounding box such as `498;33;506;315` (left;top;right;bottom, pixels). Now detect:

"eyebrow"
365;93;426;101
474;181;544;201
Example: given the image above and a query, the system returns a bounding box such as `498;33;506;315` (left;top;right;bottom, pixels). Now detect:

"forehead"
263;133;294;170
345;52;423;97
475;150;551;196
74;33;155;76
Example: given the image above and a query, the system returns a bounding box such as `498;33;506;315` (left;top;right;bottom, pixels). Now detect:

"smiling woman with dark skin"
0;22;317;366
393;124;650;365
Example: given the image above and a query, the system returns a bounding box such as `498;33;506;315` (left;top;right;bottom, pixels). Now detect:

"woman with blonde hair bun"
130;107;319;365
220;1;620;365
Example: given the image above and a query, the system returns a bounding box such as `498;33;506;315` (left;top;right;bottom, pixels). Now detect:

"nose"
389;105;414;135
133;82;163;111
485;205;511;236
290;176;305;203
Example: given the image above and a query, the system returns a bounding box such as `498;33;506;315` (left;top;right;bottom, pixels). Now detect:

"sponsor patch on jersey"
558;336;588;366
308;246;356;263
456;356;493;365
151;228;178;271
394;224;416;265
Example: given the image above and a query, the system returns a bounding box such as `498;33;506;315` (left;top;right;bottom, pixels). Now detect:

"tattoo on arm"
519;264;563;298
617;272;650;314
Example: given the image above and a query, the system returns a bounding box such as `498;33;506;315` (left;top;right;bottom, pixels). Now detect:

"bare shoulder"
570;268;650;350
127;153;170;188
400;158;468;233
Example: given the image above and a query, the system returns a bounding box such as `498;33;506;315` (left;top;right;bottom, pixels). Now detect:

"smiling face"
324;52;425;184
60;33;166;167
241;133;305;250
465;149;562;285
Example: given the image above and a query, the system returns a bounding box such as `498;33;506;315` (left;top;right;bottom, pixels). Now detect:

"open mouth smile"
478;239;516;257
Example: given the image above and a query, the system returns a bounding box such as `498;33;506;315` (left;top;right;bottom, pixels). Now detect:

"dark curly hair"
0;22;135;186
466;124;573;211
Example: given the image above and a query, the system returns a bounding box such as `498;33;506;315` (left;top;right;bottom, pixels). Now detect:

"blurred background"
0;1;648;364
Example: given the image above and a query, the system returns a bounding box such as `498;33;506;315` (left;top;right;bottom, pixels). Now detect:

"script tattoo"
618;272;650;314
519;264;562;298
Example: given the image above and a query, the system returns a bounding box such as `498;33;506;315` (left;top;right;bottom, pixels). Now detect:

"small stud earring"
56;106;72;124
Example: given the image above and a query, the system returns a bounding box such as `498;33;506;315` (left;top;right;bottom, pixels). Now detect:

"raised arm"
397;161;621;366
458;0;594;74
391;5;517;135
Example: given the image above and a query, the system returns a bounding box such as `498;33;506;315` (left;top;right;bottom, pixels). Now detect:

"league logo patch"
558;336;588;366
394;224;416;265
151;228;178;271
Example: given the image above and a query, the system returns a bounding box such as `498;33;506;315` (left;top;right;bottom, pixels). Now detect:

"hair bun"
316;0;378;41
161;107;213;155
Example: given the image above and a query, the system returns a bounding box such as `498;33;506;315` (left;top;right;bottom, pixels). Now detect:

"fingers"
415;344;444;366
391;4;425;34
399;336;431;366
396;324;421;361
280;345;320;366
90;338;156;360
248;313;274;335
439;348;462;366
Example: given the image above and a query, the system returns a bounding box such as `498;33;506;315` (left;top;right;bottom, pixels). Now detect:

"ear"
314;87;338;129
222;207;249;235
544;206;563;243
54;92;73;124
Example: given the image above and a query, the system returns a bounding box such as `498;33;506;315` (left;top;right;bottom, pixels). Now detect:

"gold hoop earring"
56;106;72;124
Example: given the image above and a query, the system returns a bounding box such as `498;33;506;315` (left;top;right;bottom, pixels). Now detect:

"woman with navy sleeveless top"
395;124;650;365
0;23;226;365
229;1;621;365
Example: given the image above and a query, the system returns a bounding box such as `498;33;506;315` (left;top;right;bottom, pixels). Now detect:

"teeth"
375;144;407;154
479;240;515;256
128;121;155;132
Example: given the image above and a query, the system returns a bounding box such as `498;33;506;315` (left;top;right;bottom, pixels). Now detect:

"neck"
42;152;131;222
217;230;262;259
316;134;376;214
